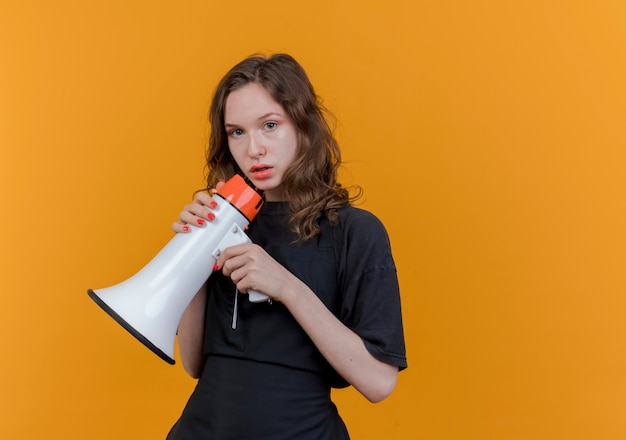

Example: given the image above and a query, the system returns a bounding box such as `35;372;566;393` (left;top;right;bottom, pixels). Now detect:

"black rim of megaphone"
87;289;176;365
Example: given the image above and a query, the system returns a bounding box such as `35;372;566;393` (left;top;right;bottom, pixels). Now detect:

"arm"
172;188;221;377
177;283;207;378
217;244;399;403
282;278;399;403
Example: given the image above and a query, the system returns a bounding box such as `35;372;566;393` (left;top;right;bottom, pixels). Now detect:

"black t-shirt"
167;202;406;439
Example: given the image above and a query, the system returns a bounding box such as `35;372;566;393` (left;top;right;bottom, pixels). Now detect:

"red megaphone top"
216;175;264;222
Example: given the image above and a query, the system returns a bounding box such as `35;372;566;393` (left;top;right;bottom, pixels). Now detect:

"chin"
261;187;286;202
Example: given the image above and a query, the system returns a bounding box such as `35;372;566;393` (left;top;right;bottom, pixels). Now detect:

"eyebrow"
224;112;283;128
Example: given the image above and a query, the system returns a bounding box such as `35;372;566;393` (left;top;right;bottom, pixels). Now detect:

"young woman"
167;53;406;439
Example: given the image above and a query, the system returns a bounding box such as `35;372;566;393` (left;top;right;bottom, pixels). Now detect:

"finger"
192;195;221;221
233;270;265;296
177;212;202;228
194;191;214;206
217;251;239;276
229;264;257;294
216;243;253;269
210;179;226;195
182;201;217;224
215;244;252;272
172;221;191;233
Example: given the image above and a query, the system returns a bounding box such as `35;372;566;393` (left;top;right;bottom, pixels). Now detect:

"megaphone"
88;175;264;365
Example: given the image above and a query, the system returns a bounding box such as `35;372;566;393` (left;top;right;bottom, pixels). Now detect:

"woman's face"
224;82;298;201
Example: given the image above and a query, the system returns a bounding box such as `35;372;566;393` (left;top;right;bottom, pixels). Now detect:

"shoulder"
327;206;394;263
335;205;389;237
336;205;384;226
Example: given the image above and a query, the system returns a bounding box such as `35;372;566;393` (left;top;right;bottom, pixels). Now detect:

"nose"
247;132;265;158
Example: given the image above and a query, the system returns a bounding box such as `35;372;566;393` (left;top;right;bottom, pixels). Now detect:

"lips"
249;164;273;180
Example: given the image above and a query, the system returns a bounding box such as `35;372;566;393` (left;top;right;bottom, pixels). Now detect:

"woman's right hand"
171;181;225;233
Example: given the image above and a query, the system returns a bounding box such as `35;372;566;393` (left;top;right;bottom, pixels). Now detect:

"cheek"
227;144;245;168
227;139;242;157
282;130;300;158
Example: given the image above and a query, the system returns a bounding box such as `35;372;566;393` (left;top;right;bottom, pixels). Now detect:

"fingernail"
207;213;216;221
197;219;205;226
182;225;190;232
209;200;217;208
213;264;219;272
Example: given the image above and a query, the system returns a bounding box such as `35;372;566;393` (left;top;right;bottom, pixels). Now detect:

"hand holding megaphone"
87;175;264;364
212;223;269;303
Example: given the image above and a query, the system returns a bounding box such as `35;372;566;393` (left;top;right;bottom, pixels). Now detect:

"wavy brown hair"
203;53;361;241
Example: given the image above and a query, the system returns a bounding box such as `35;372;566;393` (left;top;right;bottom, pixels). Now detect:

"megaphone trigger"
211;224;249;259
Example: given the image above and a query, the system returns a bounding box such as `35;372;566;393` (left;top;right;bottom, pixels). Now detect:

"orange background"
2;1;626;438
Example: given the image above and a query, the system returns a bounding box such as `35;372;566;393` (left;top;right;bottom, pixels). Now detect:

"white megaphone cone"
88;175;264;364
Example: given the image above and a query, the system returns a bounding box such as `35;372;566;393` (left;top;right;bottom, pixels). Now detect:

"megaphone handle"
212;224;270;303
248;290;270;303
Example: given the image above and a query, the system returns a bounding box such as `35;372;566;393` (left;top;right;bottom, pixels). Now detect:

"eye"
263;121;277;130
229;128;244;137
